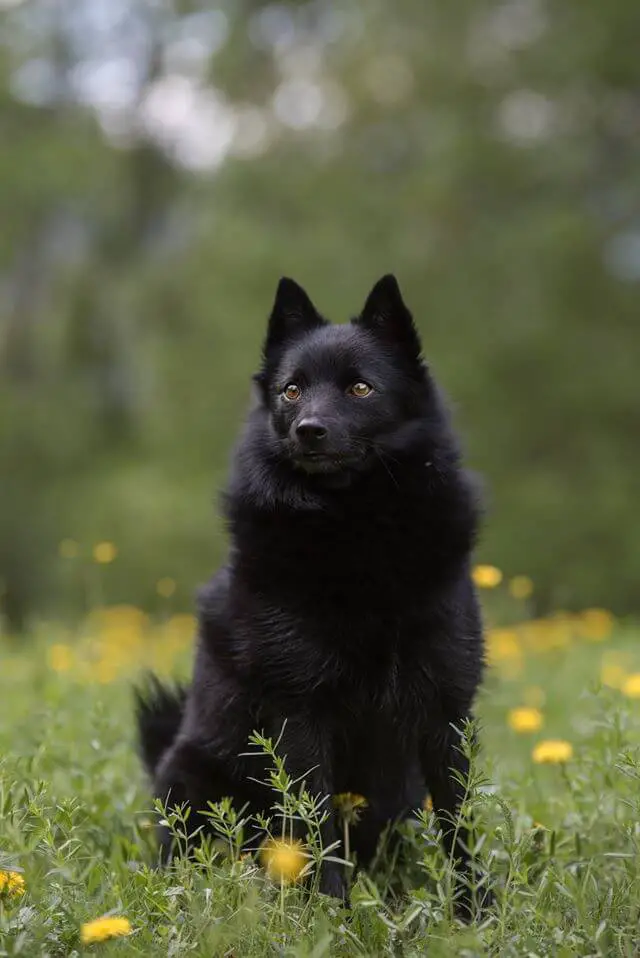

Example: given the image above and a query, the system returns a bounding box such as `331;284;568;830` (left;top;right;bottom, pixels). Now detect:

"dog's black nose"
295;418;328;447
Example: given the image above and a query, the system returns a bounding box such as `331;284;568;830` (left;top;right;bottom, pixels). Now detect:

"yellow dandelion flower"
161;613;197;650
92;604;148;631
0;870;25;898
622;673;640;699
486;628;524;679
260;839;307;883
532;739;573;764
486;629;521;664
333;793;368;812
509;575;533;600
333;792;368;825
94;656;119;685
601;664;627;689
473;564;503;589
508;707;543;733
80;916;132;945
523;686;546;707
93;541;117;564
156;577;176;598
579;608;614;642
59;539;80;559
48;643;74;673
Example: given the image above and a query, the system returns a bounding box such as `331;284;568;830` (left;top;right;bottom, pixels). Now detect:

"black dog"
136;275;487;913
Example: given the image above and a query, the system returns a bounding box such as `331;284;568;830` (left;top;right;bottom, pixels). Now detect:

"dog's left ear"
355;274;422;364
263;277;326;358
255;277;326;401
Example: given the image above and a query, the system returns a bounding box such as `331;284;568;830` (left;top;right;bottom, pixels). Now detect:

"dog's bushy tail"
134;675;187;777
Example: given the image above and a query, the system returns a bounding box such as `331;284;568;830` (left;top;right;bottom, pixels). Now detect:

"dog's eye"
349;381;373;398
283;383;301;401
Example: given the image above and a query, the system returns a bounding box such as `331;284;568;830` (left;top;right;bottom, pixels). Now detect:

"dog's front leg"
419;721;490;920
274;714;345;900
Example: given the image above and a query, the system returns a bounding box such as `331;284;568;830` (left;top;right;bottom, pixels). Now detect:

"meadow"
1;559;640;956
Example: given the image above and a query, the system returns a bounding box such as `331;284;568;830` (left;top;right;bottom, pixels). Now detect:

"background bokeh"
1;0;639;632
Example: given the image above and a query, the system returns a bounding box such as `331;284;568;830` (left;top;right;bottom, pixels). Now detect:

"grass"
2;601;640;956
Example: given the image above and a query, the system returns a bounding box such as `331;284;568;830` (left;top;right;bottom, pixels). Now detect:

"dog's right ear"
262;277;326;358
355;274;422;364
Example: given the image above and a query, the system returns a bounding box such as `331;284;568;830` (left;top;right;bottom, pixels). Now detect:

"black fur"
135;676;188;777
135;274;488;914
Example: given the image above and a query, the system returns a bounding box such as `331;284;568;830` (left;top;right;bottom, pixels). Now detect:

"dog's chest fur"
202;472;477;726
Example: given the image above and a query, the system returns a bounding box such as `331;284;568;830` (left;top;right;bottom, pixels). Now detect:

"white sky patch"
487;0;547;50
6;2;348;168
314;80;349;130
497;89;555;143
249;4;297;53
70;57;141;110
162;35;212;80
162;9;228;78
139;74;236;171
10;57;58;106
273;78;324;129
467;0;547;74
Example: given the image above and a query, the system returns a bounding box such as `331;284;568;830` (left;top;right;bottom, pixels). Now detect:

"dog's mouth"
291;447;372;476
294;452;343;474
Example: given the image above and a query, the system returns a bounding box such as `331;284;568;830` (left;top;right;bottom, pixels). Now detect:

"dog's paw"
318;863;348;902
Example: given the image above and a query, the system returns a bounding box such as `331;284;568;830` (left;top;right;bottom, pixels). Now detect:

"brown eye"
349;381;373;398
283;383;301;401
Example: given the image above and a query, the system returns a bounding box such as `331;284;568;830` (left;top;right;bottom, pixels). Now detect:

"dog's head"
254;275;436;479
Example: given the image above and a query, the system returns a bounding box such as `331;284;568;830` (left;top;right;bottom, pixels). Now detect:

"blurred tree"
0;0;639;628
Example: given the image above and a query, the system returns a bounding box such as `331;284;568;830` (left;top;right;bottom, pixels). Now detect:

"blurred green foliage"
1;0;639;629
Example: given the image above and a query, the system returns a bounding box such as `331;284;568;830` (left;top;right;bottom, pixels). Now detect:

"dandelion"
260;839;307;883
532;739;573;764
622;673;640;699
486;628;524;679
80;917;131;945
522;616;571;654
161;613;197;651
601;664;627;689
473;565;503;589
49;643;74;673
508;707;543;733
579;608;614;642
509;575;533;599
59;539;79;559
601;650;631;690
93;604;147;630
0;870;25;898
486;629;521;664
94;656;118;685
156;577;176;598
333;793;368;818
92;542;117;564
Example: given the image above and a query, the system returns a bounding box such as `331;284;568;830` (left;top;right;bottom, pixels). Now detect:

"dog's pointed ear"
263;277;326;357
355;274;422;363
